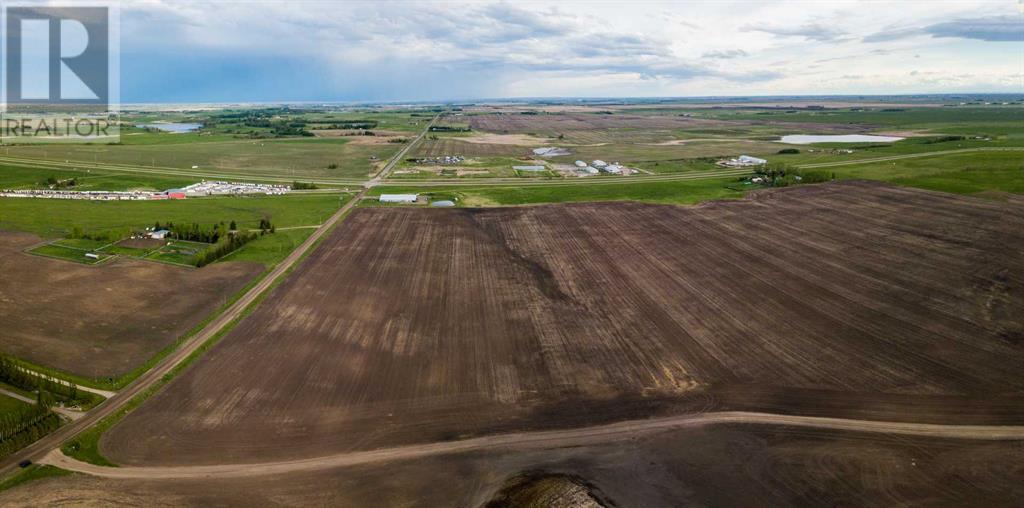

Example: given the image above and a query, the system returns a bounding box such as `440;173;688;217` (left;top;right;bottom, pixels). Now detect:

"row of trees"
0;403;60;457
328;120;378;129
192;230;260;267
0;354;82;404
153;221;238;244
753;164;834;187
428;125;471;132
68;226;130;243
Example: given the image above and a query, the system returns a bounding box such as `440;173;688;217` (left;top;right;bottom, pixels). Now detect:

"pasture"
1;138;399;180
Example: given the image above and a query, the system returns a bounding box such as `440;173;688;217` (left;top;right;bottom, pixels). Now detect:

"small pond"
779;134;904;144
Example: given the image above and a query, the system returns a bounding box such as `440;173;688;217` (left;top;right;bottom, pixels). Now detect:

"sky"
108;0;1024;102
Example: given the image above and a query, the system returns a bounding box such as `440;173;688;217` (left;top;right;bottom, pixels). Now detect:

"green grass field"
371;148;1023;206
27;244;110;264
0;393;31;415
1;194;347;267
0;163;195;191
0;465;71;493
820;151;1024;195
1;138;399;180
0;194;342;236
372;176;749;206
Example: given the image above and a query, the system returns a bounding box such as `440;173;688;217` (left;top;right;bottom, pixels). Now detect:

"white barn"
379;194;418;204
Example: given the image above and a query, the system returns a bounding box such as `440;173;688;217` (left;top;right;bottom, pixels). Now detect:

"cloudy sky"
114;0;1022;102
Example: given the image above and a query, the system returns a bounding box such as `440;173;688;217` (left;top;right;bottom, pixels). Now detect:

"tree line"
0;354;82;404
754;164;834;187
192;229;260;267
429;126;471;132
0;354;83;457
153;221;238;244
0;402;60;457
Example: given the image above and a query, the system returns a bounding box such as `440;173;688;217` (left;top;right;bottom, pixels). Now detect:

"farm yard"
99;181;1024;467
0;231;263;379
25;237;213;267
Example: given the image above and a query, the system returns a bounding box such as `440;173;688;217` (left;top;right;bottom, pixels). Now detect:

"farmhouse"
380;194;418;204
150;229;170;239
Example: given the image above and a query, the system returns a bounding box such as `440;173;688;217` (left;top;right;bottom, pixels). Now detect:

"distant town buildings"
181;181;290;196
0;180;290;201
415;155;464;165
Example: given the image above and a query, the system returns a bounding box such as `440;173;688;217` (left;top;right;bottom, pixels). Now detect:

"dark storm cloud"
864;15;1023;43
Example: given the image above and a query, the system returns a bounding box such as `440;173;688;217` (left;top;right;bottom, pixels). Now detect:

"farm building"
85;253;100;260
431;200;456;207
574;160;588;168
738;155;768;165
380;194;418;204
513;165;546;172
150;229;170;239
718;155;769;168
592;160;608;168
165;189;187;199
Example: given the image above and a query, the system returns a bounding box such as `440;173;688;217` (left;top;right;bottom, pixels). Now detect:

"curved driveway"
40;410;1024;480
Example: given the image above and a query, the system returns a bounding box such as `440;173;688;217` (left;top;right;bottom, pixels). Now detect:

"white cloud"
111;0;1024;100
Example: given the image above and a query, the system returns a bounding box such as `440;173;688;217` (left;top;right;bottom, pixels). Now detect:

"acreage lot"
102;181;1024;466
0;231;262;379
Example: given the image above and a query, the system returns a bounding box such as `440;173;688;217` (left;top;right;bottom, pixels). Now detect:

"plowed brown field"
466;112;863;138
102;181;1024;466
10;426;1023;506
0;232;262;378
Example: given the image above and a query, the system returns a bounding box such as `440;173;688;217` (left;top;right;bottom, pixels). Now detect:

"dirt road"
40;410;1024;480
